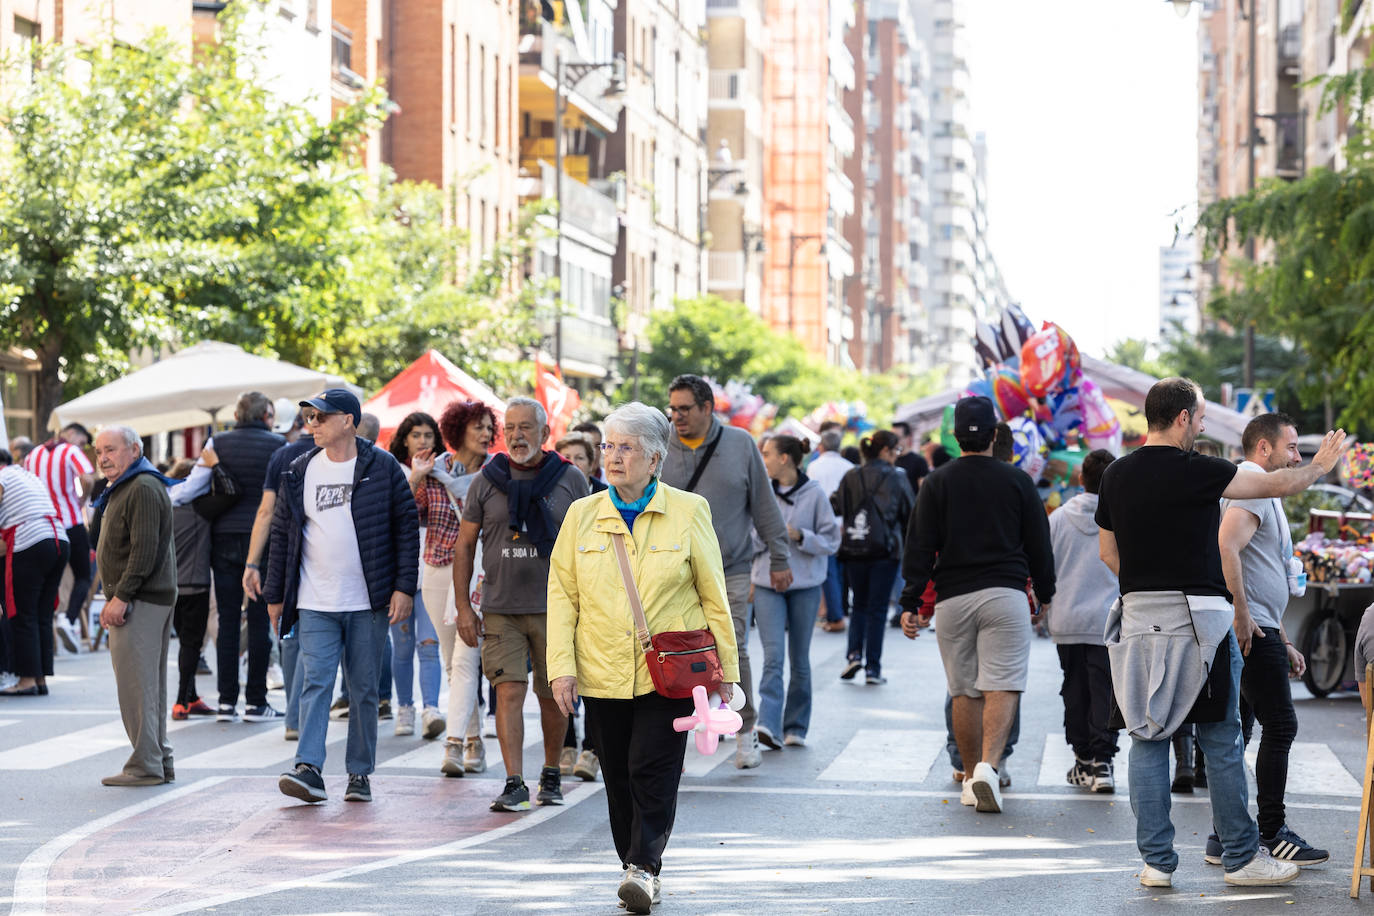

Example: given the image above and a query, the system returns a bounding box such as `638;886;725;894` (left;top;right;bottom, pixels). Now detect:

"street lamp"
553;50;625;374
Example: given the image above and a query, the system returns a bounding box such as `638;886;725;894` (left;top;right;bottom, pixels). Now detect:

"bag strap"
611;533;655;655
684;430;722;493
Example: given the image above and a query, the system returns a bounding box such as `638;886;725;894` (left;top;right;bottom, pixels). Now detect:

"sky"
959;0;1199;358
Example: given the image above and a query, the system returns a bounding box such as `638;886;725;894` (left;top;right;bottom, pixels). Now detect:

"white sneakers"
421;706;446;739
734;729;762;769
1224;846;1300;886
394;705;416;736
960;778;976;806
968;761;1003;813
1139;864;1172;887
618;866;656;914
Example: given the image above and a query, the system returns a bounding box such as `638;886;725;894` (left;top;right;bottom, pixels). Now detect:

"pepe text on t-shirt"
298;451;370;612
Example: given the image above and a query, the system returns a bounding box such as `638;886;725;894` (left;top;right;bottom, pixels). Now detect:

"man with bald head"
91;426;178;787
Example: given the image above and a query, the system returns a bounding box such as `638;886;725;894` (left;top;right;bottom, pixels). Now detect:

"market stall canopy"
49;341;354;437
893;354;1251;449
362;350;507;449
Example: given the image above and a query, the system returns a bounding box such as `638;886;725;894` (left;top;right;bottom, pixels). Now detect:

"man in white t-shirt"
807;427;853;631
264;389;419;804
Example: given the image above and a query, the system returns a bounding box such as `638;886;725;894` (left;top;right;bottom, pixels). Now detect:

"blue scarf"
91;457;178;511
610;478;657;533
481;451;570;555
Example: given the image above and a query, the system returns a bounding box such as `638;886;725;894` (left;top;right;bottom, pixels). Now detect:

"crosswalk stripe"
682;738;734;778
179;721;348;769
1245;740;1361;797
377;741;446;770
0;718;200;770
1037;734;1131;787
0;720;20;729
817;728;947;782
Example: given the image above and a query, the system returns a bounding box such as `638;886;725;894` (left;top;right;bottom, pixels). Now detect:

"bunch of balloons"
961;305;1123;478
707;379;778;438
1339;443;1374;491
805;400;877;435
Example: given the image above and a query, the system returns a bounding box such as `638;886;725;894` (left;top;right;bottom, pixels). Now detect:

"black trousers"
1057;643;1119;762
583;691;694;875
563;702;597;753
174;590;211;705
211;532;271;708
1239;625;1297;838
63;524;92;624
7;538;69;678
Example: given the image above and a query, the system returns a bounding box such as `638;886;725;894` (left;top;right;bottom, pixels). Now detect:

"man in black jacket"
265;388;419;804
898;396;1055;815
171;392;285;723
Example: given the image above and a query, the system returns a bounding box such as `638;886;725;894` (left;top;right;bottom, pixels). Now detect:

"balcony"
828;104;856;159
827;169;855;220
1279;23;1301;75
708;251;746;291
518;20;623;132
830;41;856;92
541;162;618;250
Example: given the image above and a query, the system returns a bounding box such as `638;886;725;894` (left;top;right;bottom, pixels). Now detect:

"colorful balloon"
1001;304;1035;352
939;404;962;457
962;377;994;401
1007;416;1047;480
974;322;1003;370
1020;323;1078;398
990;367;1031;420
1339;443;1374;489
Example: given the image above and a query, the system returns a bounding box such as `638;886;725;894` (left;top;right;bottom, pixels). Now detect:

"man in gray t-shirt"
1354;604;1374;705
1217;413;1326;864
452;398;588;813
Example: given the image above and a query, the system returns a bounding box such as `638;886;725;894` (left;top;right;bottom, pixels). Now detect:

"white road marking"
178;720;346;770
817;728;947;782
9;777;231;916
1246;739;1361;797
0;718;199;770
1036;734;1130;787
682;738;733;778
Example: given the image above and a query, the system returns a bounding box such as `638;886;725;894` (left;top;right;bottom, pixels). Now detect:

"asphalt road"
2;615;1370;915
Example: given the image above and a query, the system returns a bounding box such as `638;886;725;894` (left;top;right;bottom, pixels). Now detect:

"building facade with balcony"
704;0;766;314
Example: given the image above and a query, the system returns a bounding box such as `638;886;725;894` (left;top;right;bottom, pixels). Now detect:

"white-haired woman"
547;402;739;915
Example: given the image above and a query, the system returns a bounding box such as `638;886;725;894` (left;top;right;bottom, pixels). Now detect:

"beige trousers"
108;598;174;778
421;563;482;742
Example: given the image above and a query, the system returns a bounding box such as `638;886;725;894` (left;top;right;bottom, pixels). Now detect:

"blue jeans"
822;555;846;623
282;625;301;730
1128;630;1257;872
754;585;821;739
846;558;899;675
297;608;390;776
390;588;441;709
337;630;393;705
945;692;1019;771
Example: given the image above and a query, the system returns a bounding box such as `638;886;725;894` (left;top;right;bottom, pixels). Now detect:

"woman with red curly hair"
430;400;499;777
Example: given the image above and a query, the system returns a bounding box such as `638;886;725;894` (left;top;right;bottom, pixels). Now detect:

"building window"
449;26;458;130
494;54;502;153
13;16;39;83
465;35;472;138
331;23;353;76
479;44;487;146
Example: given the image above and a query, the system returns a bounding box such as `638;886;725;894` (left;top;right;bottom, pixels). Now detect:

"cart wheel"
1300;610;1348;698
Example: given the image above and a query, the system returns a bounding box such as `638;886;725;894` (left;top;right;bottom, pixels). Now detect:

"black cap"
954;396;998;435
299;388;362;426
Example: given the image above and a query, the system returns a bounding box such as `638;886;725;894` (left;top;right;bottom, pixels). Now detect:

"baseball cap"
299;388;362;426
953;396;998;435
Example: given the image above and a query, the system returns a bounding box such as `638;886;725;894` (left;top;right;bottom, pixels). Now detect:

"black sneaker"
378;699;392;720
216;704;240;723
344;773;372;802
196;654;212;675
1261;825;1329;866
1204;832;1223;865
279;763;326;803
536;765;564;806
1066;759;1093;788
1170;764;1194;794
243;704;284;722
840;659;863;680
491;776;531;812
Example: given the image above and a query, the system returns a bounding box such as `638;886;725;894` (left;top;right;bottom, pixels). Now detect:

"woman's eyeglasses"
599;443;642;456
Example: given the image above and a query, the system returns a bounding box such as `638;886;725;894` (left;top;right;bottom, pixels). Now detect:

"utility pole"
1243;0;1256;389
553;50;565;375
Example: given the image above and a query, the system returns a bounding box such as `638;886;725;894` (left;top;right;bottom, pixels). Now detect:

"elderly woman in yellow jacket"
548;401;738;915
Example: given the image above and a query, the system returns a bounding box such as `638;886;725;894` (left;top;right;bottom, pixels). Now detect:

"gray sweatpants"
108;599;174;778
725;573;756;733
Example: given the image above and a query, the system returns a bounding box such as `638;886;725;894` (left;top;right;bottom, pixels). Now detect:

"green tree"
0;8;384;429
1105;338;1175;379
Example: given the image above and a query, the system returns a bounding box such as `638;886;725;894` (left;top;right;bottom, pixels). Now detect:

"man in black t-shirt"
1095;377;1347;890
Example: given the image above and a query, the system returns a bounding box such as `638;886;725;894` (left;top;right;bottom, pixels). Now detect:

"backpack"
837;468;896;562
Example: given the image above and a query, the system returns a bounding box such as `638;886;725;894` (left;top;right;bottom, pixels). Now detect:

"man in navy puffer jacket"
265;388;419;805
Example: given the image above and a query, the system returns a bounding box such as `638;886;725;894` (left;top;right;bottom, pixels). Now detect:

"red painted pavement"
40;775;593;914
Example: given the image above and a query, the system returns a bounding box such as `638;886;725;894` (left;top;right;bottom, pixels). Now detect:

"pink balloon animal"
673;685;743;755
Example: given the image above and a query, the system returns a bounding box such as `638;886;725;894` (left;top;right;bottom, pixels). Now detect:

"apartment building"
1159;241;1199;341
704;0;766;315
970;134;1009;322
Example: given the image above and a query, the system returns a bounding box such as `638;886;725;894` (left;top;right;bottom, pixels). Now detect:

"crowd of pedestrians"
0;371;1357;910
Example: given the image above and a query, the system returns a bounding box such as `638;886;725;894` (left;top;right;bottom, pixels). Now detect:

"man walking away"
808;428;852;632
266;389;419;804
1207;413;1327;867
24;423;95;653
660;374;792;769
1047;449;1120;794
92;426;178;787
170;392;285;723
452;397;588;812
1096;376;1346;888
898;396;1055;815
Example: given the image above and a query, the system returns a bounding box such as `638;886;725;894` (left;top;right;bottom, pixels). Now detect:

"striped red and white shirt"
23;440;94;529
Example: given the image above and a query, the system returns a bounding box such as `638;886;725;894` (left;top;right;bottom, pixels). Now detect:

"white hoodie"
1047;492;1120;646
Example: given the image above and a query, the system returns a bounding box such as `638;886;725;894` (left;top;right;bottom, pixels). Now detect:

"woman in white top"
0;448;71;695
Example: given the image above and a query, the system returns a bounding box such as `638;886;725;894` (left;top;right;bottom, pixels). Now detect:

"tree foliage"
639;295;941;424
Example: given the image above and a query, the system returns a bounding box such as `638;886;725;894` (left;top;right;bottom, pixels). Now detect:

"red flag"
535;360;581;443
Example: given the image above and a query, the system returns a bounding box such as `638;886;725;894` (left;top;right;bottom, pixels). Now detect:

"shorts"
481;612;553;699
934;586;1031;697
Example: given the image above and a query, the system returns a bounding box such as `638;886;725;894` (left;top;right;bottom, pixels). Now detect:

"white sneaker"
55;617;81;654
969;761;1003;813
1223;846;1300;886
998;762;1011;788
617;866;655;914
266;664;285;691
734;729;762;769
1140;864;1172;887
421;706;446;740
482;712;498;737
960;778;976;806
394;705;415;737
463;737;487;774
